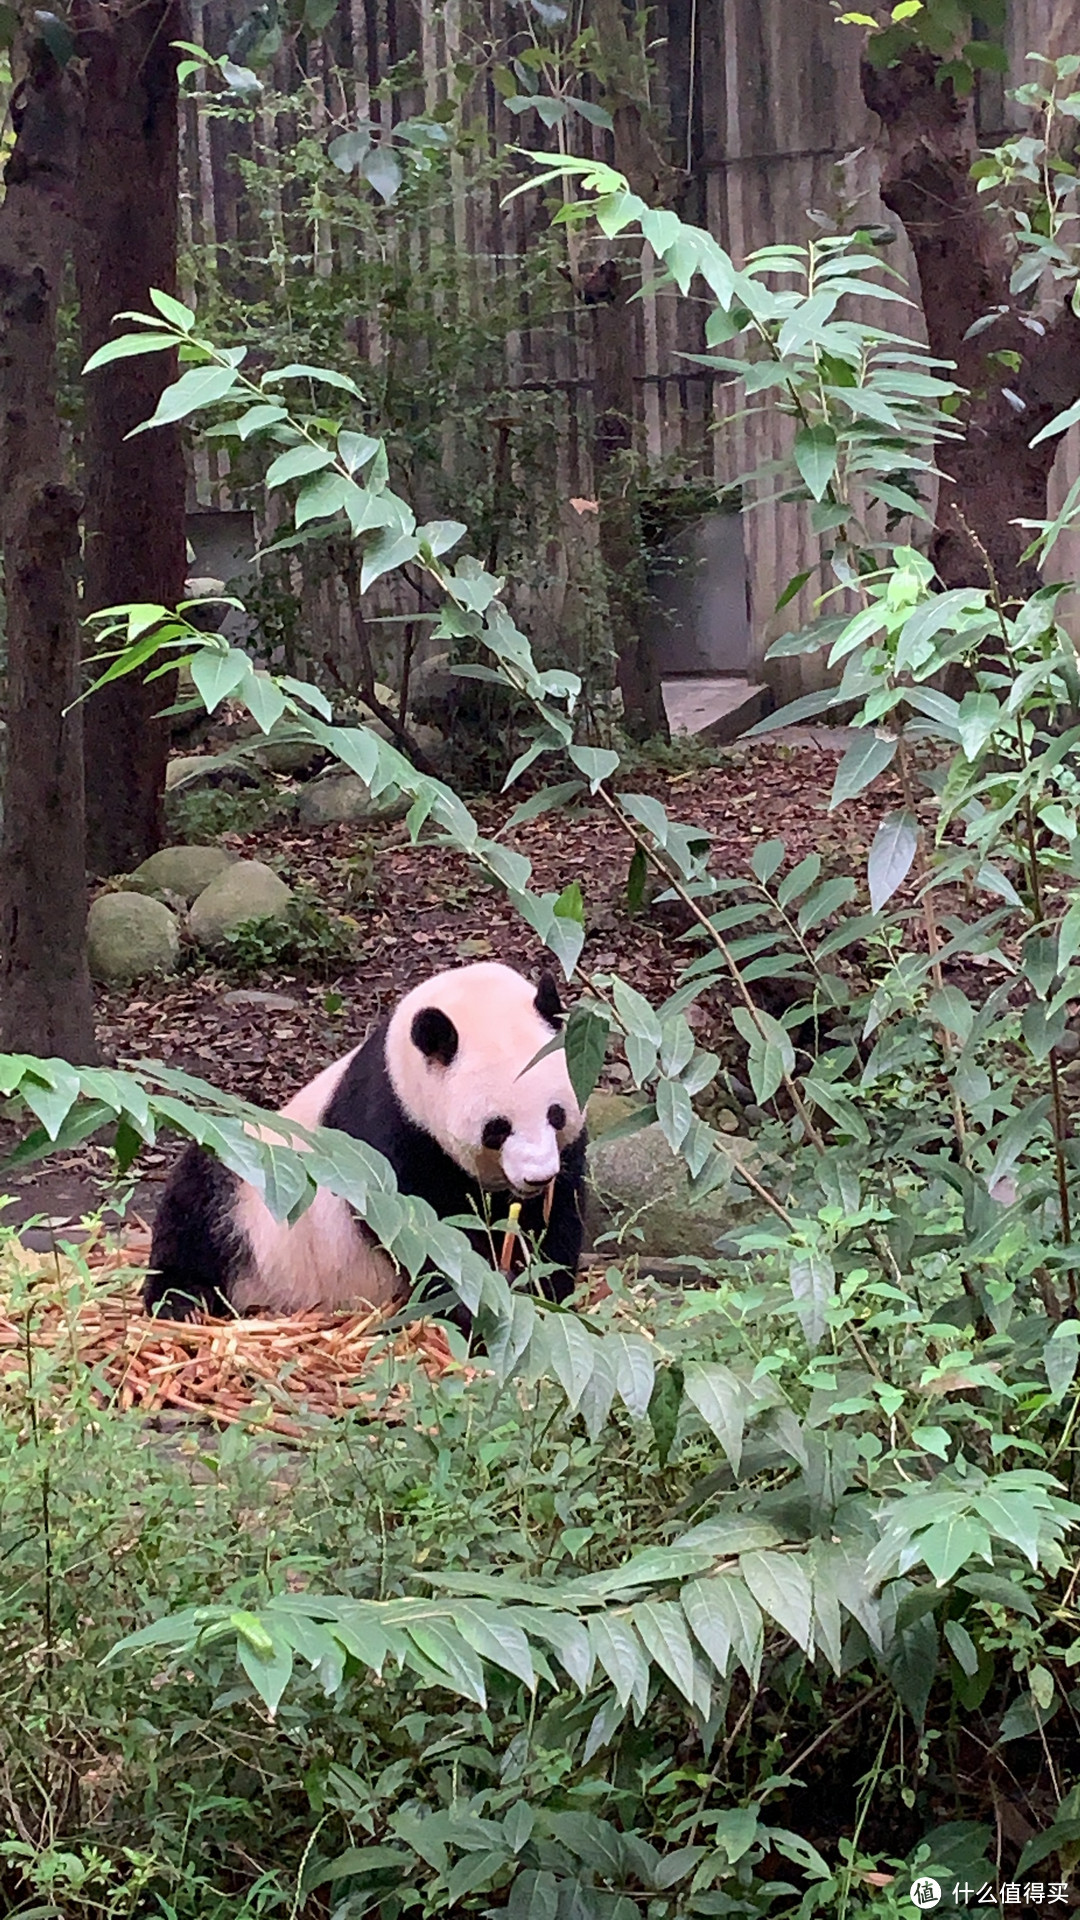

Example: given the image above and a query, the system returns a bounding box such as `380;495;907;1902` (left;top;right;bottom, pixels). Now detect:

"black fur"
143;1146;244;1320
535;970;563;1027
411;1006;458;1066
145;1012;588;1327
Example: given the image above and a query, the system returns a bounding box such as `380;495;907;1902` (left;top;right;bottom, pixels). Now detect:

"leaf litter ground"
4;731;901;1239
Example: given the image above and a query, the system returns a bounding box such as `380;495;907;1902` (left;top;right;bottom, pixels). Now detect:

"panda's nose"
503;1138;560;1191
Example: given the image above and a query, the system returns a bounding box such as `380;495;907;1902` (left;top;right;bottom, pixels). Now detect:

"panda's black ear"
411;1006;459;1067
535;970;563;1030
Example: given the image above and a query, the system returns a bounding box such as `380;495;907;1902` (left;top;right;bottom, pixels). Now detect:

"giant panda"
143;960;588;1325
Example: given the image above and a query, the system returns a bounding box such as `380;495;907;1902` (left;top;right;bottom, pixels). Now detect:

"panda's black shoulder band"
412;1006;459;1066
535;969;563;1029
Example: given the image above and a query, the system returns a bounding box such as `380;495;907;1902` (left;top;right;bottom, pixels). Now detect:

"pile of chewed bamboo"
0;1229;461;1437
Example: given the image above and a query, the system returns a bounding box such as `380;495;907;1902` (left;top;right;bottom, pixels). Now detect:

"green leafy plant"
215;890;361;980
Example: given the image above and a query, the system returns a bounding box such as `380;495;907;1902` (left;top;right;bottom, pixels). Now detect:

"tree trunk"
0;39;99;1062
863;49;1080;598
75;0;188;878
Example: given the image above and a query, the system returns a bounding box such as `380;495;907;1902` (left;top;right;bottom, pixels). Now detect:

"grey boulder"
586;1121;759;1262
297;774;408;828
123;844;238;906
188;860;292;947
88;893;180;984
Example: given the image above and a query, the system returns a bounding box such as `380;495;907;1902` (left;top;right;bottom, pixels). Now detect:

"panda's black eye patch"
547;1103;567;1132
482;1116;513;1150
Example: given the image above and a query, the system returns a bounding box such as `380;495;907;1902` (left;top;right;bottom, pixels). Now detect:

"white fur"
224;962;581;1314
386;961;584;1194
231;1046;401;1313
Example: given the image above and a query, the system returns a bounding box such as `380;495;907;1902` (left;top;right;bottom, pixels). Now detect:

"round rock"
165;753;259;792
123;844;239;906
297;774;408;828
88;893;180;985
253;722;324;777
586;1121;759;1262
585;1090;649;1140
188;860;292;947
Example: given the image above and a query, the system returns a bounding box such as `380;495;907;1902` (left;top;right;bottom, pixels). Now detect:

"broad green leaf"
972;1491;1042;1568
885;1608;938;1723
128;362;241;436
295;472;352;528
919;1515;994;1585
1058;897;1080;975
777;852;821;909
21;1063;82;1139
956;691;1000;761
608;1332;655;1420
404;1621;487;1704
505;781;585;829
328;128;371;174
793;424;838;501
611;978;663;1048
648;1367;683;1466
944;1618;979;1676
1044;1321;1080;1401
683;1363;745;1474
553;880;584;925
1031;394;1080;447
740;1549;813;1653
830;732;898;808
149;287;196;330
926;986;974;1044
361;531;422;591
787;1249;835;1348
265;443;334;489
452;1603;535;1690
868;809;917;911
419;518;467;557
233;402;289;438
190;652;247;714
338;429;381;474
568;744;620;790
263;363;362;395
659;1016;695;1079
681;1578;732;1677
507;1871;559;1920
237;1630;294;1717
540;1314;597;1413
796;875;855;933
690;1572;762;1685
588;1614;649;1710
751;837;785;885
563;1004;609;1106
362;144;403;201
656;1076;693;1154
631;1600;697;1701
731;1005;794;1103
83;331;179;372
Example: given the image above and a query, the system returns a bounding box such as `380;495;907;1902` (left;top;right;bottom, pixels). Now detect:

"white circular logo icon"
911;1880;942;1910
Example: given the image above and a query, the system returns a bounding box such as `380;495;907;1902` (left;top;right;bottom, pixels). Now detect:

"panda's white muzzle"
502;1135;561;1195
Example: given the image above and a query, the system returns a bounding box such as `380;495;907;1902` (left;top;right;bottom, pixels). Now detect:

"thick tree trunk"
863;49;1080;598
0;41;98;1062
75;0;188;878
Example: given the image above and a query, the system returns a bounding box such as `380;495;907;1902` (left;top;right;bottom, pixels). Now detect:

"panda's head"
386;961;585;1194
